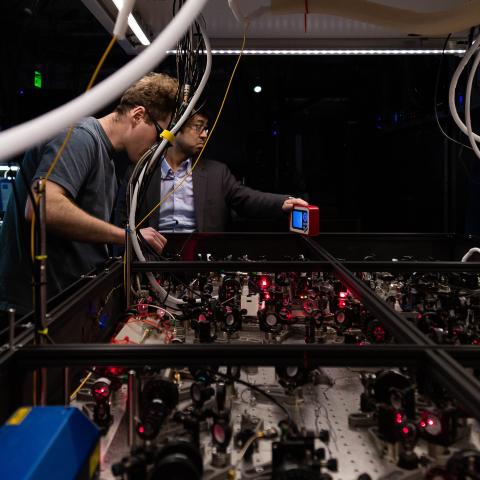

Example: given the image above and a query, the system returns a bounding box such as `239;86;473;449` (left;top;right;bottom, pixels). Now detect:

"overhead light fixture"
253;85;262;93
167;49;466;56
111;0;150;46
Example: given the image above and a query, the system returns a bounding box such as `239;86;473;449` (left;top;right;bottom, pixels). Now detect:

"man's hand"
139;227;167;254
281;197;309;212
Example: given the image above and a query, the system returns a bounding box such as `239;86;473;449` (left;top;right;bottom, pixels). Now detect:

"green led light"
34;70;42;89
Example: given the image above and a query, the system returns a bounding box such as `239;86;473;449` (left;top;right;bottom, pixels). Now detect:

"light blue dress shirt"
158;157;197;232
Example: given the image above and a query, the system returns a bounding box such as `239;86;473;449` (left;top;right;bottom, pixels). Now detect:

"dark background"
2;0;480;234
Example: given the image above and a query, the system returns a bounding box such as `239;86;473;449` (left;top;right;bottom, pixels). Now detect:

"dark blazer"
117;159;288;232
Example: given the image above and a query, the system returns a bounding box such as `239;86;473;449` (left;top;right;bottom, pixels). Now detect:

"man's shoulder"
199;158;228;172
74;118;102;142
69;117;112;158
50;118;99;153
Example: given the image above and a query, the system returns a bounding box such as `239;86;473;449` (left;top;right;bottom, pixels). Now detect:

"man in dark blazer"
120;111;308;233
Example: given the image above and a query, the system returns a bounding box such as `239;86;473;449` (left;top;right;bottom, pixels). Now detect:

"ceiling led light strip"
167;49;466;56
111;0;150;46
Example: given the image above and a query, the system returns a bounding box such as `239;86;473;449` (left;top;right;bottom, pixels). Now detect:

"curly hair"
116;72;179;123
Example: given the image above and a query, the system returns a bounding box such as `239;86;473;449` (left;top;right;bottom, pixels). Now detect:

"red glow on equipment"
395;413;404;424
338;300;346;309
373;326;385;342
402;426;410;435
339;291;347;299
420;420;426;428
106;366;125;377
427;418;434;426
94;385;110;400
261;278;268;287
138;425;145;434
265;293;271;300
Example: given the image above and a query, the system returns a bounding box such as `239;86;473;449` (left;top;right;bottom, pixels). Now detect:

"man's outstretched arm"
25;180;166;252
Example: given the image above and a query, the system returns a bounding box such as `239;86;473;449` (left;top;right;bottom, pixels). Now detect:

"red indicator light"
427;418;434;426
339;292;347;298
402;427;409;435
138;425;145;434
338;300;346;309
265;293;270;300
93;382;110;401
261;278;268;287
395;413;404;424
106;366;124;376
420;421;426;428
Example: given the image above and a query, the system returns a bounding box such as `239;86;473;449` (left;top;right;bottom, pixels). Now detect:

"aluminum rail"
13;344;427;368
13;344;480;369
304;238;432;345
304;237;480;423
132;260;480;273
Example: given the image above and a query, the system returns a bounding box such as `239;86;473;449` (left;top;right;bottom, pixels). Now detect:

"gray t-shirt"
0;117;116;315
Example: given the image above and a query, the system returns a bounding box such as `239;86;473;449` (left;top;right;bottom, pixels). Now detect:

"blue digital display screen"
292;209;304;229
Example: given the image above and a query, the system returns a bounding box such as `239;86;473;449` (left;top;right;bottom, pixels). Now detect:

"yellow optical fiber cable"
44;36;117;181
135;27;249;230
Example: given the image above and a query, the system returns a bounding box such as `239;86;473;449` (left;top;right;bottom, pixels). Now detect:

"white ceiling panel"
83;0;475;53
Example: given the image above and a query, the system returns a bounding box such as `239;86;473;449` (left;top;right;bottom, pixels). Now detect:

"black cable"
7;169;34;271
176;230;194;257
161;275;172;307
136;230;203;300
134;9;207;223
216;372;293;423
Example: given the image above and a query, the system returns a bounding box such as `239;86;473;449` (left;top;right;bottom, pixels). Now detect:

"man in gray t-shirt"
0;72;178;316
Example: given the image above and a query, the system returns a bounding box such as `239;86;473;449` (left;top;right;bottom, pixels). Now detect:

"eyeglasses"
189;123;209;135
144;108;163;138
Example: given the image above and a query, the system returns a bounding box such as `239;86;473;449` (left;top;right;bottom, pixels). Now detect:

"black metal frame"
2;233;480;424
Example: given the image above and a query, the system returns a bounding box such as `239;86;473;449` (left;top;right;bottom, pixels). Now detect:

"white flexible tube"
461;247;480;262
228;0;247;24
448;34;480;143
128;22;213;306
0;0;209;162
465;50;480;160
113;0;136;39
130;162;184;306
129;19;212;212
129;303;177;322
138;21;213;175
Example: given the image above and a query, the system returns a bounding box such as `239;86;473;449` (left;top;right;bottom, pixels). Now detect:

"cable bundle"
449;32;480;160
126;11;212;307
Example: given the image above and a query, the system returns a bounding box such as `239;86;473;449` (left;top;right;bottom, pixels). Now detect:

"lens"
286;366;299;377
266;314;278;326
213;423;225;444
